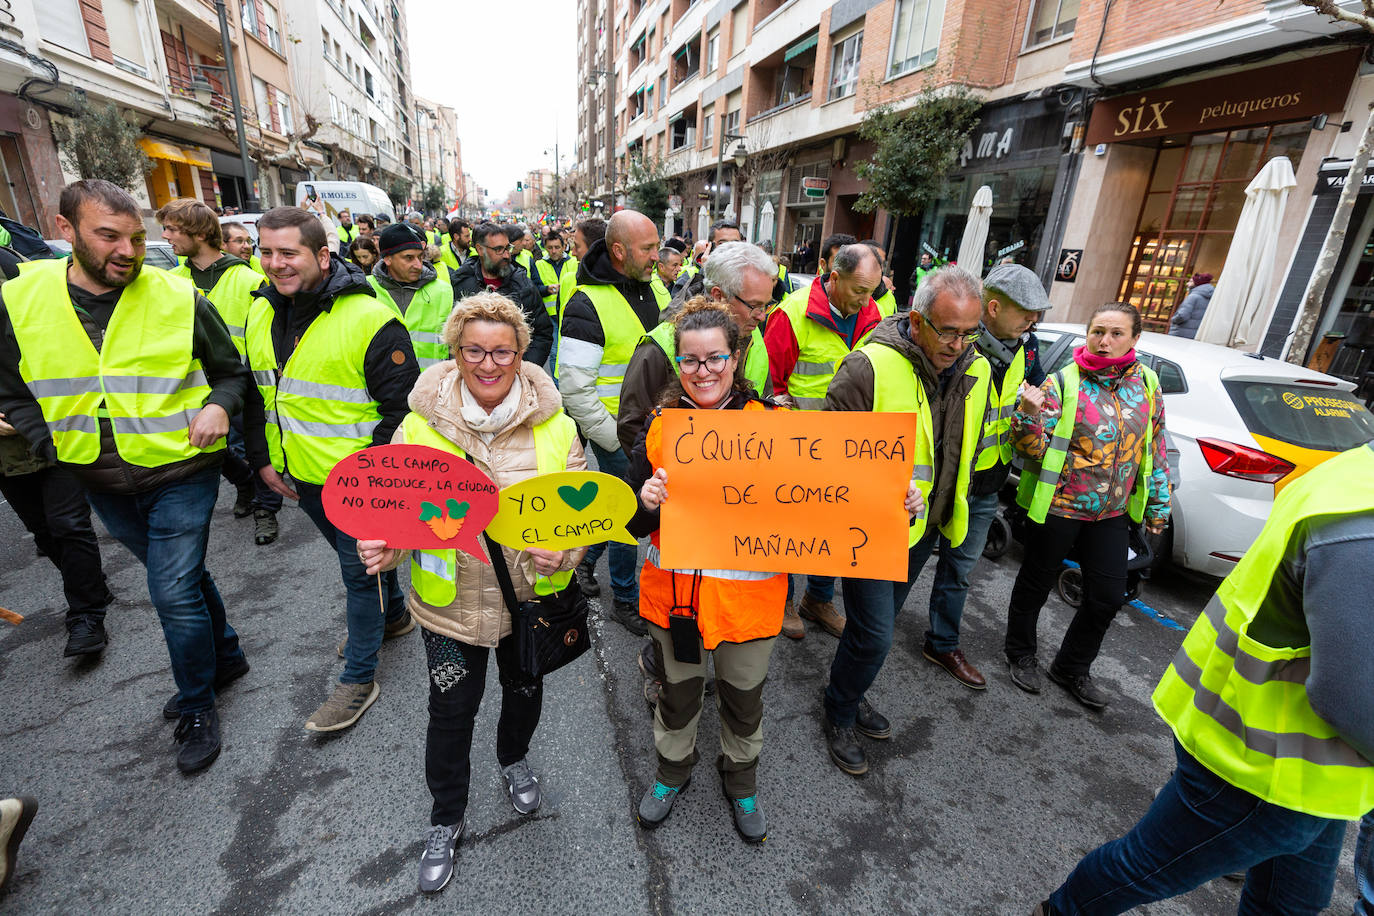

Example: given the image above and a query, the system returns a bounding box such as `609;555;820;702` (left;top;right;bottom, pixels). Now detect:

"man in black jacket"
449;222;552;367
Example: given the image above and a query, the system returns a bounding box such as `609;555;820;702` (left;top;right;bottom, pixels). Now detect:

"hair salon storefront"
1050;47;1362;329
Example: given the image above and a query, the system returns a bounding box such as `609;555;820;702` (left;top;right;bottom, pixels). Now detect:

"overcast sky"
407;0;578;202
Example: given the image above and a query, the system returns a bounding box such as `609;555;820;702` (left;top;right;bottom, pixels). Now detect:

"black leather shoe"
163;656;251;720
63;616;107;658
232;483;255;518
174;707;221;773
1048;666;1109;710
823;716;868;776
855;699;891;740
575;562;600;597
611;599;647;637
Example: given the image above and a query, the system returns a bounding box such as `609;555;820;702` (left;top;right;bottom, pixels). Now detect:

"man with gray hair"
819;266;992;776
763;243;884;640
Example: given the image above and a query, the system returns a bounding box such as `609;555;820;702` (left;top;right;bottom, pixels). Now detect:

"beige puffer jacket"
392;360;588;647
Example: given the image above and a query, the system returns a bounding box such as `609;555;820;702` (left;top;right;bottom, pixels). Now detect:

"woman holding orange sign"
356;292;588;894
625;299;787;844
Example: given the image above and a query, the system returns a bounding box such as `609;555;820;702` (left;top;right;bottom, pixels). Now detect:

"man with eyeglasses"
559;209;668;632
221;221;264;274
243;205;419;735
449;221;552;367
762;235;871;640
818;264;992;777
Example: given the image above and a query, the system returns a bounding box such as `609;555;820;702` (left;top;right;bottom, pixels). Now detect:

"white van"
294;180;395;223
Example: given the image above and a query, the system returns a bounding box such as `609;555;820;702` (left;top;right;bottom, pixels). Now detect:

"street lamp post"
714;131;746;223
193;0;257;210
587;68;614;212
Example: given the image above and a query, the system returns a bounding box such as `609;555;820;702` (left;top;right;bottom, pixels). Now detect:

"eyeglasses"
458;345;519;366
730;294;770;316
917;314;981;345
479;243;511;254
675;354;731;374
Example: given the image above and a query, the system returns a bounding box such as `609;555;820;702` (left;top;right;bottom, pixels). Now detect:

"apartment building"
415;95;461;209
576;0;1371;350
284;0;416;199
0;0;317;232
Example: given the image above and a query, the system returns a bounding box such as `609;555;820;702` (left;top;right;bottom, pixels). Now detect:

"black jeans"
422;626;543;826
1004;513;1129;677
222;417;282;512
0;466;112;621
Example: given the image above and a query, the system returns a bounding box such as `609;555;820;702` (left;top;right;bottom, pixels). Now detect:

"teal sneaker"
637;778;689;828
727;793;767;844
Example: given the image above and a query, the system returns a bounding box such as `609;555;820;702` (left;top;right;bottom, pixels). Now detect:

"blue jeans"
297;481;407;684
1357;811;1374;916
921;489;1000;652
1047;739;1347;915
86;469;243;714
785;574;835;604
545;330;559;385
824;531;938;727
582;441;638;603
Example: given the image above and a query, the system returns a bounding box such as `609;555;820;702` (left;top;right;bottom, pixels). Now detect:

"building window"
36;0;90;56
701;104;714;149
888;0;945;78
723;107;739;137
670;110;696;150
828;31;862;101
706;29;718;73
1026;0;1079;46
260;1;282;52
672;35;700;85
252;77;271;131
365;69;374;98
241;0;257;35
105;0;149;76
276;91;293;134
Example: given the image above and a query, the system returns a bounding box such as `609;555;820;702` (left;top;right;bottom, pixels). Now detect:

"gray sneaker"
637;777;689;828
501;758;541;815
726;792;767;844
1008;654;1043;694
417;821;462;894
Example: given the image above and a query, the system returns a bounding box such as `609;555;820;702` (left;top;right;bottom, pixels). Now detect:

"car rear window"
1223;381;1374;452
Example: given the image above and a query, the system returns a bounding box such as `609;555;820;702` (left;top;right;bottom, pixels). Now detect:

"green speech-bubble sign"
486;470;638;550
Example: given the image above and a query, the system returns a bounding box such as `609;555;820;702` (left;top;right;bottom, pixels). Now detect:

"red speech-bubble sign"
322;444;500;562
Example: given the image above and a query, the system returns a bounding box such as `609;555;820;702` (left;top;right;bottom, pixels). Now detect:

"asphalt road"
0;482;1360;915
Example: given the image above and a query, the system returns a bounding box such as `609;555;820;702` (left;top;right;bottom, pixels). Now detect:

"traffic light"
517;181;524;191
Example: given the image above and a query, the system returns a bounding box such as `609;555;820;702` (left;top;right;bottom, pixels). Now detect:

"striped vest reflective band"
779;287;875;410
170;261;262;358
534;257;568;319
368;274;453;369
7;260;223;467
973;345;1026;472
245;292;395;485
571;281;670;418
1152;442;1374;820
855;341;990;547
645;321;771;396
401;409;578;605
1016;362;1158;525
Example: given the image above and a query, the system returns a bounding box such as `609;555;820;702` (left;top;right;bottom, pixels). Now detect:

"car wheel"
1057;566;1084;608
982;515;1011;560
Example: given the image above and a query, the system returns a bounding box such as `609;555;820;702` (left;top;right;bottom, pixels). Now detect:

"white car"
1032;323;1374;578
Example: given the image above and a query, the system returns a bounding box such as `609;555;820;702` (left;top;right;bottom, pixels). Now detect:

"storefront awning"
180;146;211;168
784;33;818;62
138;139;212;168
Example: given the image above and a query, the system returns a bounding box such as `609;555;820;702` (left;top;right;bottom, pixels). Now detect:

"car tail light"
1197;438;1295;485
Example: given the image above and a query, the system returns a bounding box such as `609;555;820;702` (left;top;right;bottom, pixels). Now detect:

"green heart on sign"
446;498;471;519
557;481;599;512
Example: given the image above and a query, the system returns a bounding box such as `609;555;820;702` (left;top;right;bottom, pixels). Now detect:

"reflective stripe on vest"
853;341;990;547
645;544;775;581
368;274;453;368
973;346;1026;472
245;291;395;485
534;258;568;318
570;281;670;417
645;321;771;395
170;261;262;359
402;409;578;605
778;286;873;411
7;260;224;467
1015;362;1159;524
1152;443;1374;820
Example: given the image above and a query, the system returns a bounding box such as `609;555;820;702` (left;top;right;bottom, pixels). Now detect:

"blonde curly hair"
441;291;531;355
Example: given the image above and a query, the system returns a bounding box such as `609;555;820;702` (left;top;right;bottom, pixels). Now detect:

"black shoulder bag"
482;532;591;678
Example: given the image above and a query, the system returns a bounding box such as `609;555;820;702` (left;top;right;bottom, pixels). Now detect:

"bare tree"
1287;0;1373;363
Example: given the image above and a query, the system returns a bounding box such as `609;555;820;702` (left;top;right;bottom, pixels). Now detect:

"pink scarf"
1074;345;1136;372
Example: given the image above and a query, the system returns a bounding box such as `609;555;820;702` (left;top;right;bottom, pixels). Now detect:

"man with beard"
0;180;252;773
336;209;358;251
449;222;551;366
557;209;667;630
369;222;453;369
440;219;475;272
243;205;419;735
158;198;279;547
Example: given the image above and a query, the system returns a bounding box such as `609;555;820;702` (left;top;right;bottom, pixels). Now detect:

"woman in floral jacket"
1001;302;1170;711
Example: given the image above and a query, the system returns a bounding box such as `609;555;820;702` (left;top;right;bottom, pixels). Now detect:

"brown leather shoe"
798;594;845;637
922;641;986;690
780;601;804;640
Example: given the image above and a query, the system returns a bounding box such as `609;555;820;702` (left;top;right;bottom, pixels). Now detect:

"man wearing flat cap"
369;223;454;370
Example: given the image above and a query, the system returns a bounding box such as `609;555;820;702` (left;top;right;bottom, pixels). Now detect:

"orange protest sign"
659;409;918;581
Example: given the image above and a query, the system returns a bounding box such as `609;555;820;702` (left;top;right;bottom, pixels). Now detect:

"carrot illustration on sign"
418;498;471;541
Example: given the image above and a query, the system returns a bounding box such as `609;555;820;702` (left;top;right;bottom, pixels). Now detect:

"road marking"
1061;560;1187;631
